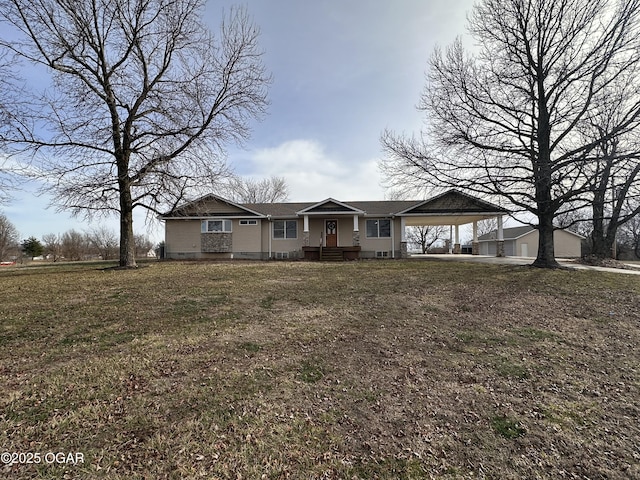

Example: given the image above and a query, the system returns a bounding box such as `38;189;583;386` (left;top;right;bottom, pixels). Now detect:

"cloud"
247;139;386;201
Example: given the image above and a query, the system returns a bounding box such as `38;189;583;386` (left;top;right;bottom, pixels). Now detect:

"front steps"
320;247;344;261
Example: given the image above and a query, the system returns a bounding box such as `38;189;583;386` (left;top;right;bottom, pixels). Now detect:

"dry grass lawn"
0;260;639;479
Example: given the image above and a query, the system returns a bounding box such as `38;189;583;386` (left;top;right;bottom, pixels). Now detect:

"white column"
455;225;460;244
353;215;359;231
304;215;309;232
400;217;406;242
449;225;453;253
497;215;504;240
473;221;478;243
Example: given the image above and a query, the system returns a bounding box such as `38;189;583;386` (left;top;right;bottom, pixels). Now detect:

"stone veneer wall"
201;233;232;253
352;231;360;246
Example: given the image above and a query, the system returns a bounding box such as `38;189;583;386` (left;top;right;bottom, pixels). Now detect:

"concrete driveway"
409;254;640;275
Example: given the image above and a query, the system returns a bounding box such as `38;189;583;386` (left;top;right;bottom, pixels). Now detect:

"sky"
2;0;473;244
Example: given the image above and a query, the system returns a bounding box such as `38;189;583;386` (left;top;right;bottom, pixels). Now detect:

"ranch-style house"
160;189;511;261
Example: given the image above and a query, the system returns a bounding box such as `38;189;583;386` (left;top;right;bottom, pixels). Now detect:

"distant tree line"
0;213;154;263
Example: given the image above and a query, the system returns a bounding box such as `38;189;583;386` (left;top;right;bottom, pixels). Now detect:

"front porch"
302;246;361;261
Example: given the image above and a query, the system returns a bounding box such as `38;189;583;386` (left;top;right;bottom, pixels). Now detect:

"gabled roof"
240;200;419;217
161;189;511;220
296;198;365;215
478;226;535;241
478;226;586;241
398;189;508;216
161;193;266;218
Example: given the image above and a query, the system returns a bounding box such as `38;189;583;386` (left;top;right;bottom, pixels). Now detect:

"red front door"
325;220;338;247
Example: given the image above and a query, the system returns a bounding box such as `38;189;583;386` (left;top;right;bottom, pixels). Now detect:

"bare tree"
0;50;20;204
224;175;289;203
133;234;154;258
42;233;62;262
476;219;498;238
577;90;640;259
381;0;640;268
619;210;640;258
406;225;446;253
61;229;89;261
0;212;18;261
0;0;270;267
87;226;119;260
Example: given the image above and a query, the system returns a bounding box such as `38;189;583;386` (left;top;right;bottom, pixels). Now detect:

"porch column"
448;225;453;254
303;215;310;246
472;220;480;255
400;217;408;258
453;224;461;254
352;215;360;246
496;215;505;257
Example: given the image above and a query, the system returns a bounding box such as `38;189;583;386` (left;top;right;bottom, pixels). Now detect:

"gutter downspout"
267;215;272;260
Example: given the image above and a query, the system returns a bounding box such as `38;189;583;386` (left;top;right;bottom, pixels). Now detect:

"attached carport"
396;190;510;257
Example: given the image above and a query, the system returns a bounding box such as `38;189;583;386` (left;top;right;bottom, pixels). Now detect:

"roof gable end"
398;189;508;215
297;198;364;215
161;194;265;218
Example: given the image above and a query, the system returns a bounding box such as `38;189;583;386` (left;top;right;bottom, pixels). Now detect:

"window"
273;220;297;239
366;219;391;238
239;219;258;226
201;219;232;233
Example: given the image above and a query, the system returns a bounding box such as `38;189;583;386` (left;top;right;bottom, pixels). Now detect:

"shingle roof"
478;226;535;241
478;225;585;241
162;190;510;219
240;200;421;217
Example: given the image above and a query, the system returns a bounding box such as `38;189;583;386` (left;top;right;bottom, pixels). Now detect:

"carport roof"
397;190;509;226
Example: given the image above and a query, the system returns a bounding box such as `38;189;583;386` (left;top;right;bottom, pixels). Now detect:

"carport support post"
472;221;479;255
496;215;505;257
454;224;461;254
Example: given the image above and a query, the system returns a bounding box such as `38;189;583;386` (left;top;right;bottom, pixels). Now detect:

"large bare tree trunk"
533;81;561;269
534;215;559;268
119;186;136;268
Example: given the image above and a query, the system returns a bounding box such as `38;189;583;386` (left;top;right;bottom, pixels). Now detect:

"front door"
325;219;338;247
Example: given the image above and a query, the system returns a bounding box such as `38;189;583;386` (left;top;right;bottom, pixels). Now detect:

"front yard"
1;260;639;478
